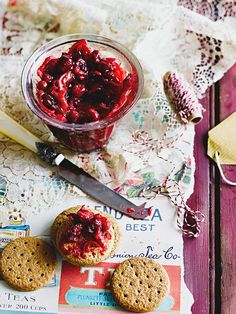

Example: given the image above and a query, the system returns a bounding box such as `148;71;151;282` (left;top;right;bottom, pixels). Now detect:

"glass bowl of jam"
21;34;144;152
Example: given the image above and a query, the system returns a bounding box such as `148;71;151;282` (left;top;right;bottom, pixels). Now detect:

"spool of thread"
163;71;205;124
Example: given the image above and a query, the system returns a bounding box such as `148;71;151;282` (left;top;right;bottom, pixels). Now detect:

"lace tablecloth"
0;1;236;313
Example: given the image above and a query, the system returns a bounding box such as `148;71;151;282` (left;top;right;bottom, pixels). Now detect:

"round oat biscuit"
0;237;57;291
51;206;121;266
111;257;170;312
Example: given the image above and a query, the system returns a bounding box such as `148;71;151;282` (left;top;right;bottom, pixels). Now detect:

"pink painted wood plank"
219;63;236;314
184;90;214;314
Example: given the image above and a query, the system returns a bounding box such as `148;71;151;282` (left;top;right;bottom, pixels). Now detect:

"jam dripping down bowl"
21;34;144;152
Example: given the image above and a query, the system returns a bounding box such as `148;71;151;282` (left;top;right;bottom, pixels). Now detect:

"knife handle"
0;110;42;153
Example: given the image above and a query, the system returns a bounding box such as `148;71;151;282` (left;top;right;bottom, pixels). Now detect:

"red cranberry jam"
36;39;135;124
60;208;112;259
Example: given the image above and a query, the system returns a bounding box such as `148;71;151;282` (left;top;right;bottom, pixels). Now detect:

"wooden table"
184;62;236;314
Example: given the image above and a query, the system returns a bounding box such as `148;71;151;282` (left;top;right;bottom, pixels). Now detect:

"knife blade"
0;110;148;219
36;142;148;219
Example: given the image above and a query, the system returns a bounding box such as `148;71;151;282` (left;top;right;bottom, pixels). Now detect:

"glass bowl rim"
21;33;144;131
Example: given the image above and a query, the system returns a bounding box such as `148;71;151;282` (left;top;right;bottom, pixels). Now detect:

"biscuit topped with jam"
51;205;121;266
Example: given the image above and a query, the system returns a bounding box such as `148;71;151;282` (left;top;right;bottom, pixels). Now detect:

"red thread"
163;72;205;124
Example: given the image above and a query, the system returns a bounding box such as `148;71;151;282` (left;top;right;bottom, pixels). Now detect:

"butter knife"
0;110;148;219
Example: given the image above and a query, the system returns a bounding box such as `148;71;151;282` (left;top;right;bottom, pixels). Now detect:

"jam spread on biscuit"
60;209;112;259
36;39;136;124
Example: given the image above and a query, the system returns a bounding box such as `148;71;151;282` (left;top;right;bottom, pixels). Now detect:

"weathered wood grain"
219;63;236;314
184;90;214;314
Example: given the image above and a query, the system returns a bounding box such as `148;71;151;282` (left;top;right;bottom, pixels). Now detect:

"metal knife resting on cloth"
0;110;148;219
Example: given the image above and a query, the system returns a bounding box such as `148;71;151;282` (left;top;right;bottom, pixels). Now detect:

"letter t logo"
80;267;104;286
